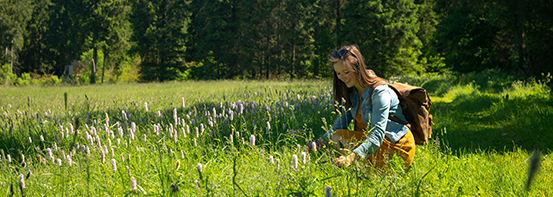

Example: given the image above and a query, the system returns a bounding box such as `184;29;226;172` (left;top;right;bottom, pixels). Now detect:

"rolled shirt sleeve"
352;86;391;160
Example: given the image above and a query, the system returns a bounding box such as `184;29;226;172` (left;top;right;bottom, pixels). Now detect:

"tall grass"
0;73;551;196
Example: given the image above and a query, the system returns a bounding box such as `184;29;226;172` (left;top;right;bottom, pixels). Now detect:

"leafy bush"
0;64;17;85
51;75;62;84
15;72;31;86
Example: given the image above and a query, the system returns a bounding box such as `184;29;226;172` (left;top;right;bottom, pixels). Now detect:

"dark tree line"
0;0;551;82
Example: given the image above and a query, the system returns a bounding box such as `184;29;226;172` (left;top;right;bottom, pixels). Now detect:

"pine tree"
0;0;33;86
130;0;189;82
342;0;422;77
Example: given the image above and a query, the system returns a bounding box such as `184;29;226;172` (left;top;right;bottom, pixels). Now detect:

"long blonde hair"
331;45;382;110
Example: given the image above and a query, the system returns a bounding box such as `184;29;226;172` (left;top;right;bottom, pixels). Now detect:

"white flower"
18;174;25;189
67;155;72;167
292;154;298;171
46;148;53;159
131;177;137;190
249;135;256;146
144;102;149;112
111;159;117;172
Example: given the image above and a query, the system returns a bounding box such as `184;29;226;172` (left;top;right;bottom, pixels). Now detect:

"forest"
0;0;552;82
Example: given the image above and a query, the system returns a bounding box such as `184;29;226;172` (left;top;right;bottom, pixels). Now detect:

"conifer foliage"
129;0;189;82
1;0;552;82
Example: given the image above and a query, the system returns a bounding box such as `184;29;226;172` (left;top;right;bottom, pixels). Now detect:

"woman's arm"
320;107;353;142
352;85;392;160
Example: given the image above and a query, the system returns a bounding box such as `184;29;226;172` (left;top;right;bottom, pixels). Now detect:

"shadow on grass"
431;92;553;155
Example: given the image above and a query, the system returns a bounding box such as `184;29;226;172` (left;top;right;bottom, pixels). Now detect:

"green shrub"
15;72;31;86
51;75;62;84
0;64;17;85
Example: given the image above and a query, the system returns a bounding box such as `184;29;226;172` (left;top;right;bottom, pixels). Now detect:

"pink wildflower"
131;177;137;190
18;174;25;189
310;141;317;152
144;102;149;112
46;148;52;159
111;159;117;172
67;155;72;167
181;128;186;138
195;127;199;138
100;149;106;164
173;108;178;124
131;122;137;134
292;154;298;171
250;135;256;146
197;163;203;174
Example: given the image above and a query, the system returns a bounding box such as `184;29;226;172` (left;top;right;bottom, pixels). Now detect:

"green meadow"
0;71;552;196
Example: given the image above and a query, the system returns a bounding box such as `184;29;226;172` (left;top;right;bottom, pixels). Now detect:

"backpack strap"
368;82;411;128
368;79;389;109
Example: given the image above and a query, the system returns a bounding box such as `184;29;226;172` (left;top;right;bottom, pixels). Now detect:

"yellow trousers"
333;129;416;169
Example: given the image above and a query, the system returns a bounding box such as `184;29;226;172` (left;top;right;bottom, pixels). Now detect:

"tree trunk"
515;0;527;74
313;26;320;78
335;0;342;46
92;47;97;84
102;50;108;83
290;44;296;80
266;36;271;79
5;47;13;87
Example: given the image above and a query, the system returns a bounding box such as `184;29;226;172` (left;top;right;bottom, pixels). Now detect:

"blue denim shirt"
322;84;409;160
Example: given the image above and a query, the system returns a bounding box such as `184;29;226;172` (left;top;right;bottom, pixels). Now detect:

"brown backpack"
368;78;434;145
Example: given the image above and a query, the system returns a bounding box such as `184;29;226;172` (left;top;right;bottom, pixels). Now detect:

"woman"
310;45;415;169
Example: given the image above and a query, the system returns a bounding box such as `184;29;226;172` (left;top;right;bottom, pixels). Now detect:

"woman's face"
334;61;359;88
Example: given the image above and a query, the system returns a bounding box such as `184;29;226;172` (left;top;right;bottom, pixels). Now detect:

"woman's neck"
354;85;364;96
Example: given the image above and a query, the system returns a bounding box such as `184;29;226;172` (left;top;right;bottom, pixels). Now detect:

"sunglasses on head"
331;48;351;59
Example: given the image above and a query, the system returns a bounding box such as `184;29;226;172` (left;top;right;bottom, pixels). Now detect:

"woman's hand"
333;153;356;168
